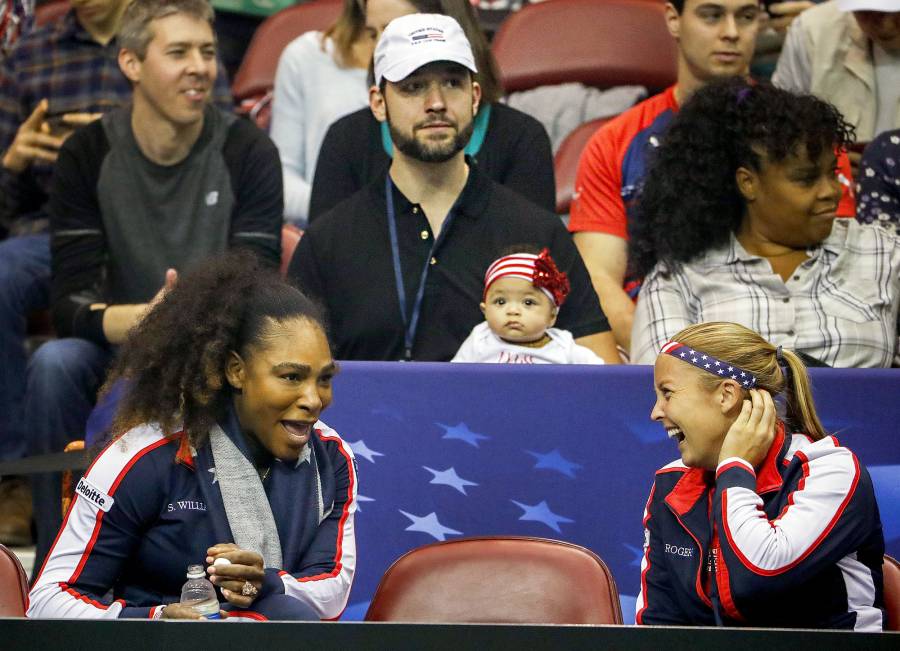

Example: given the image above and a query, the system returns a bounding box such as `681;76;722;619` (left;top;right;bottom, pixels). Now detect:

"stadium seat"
280;223;303;277
492;0;677;94
364;536;623;624
231;0;342;129
0;544;29;617
554;116;613;214
885;554;900;631
35;0;69;26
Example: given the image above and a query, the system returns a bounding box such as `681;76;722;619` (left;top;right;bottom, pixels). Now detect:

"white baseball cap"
837;0;900;11
373;13;478;87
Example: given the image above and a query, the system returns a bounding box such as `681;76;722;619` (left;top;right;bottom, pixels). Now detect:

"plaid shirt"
0;9;233;226
631;219;900;368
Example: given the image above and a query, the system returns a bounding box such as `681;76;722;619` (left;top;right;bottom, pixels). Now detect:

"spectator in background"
26;0;281;573
629;79;900;368
290;14;617;362
773;0;900;145
308;0;555;220
0;0;232;547
568;0;763;354
752;1;815;79
269;0;373;226
569;0;856;355
857;129;900;230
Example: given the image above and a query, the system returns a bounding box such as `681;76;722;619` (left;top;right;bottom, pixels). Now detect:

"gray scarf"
208;424;283;568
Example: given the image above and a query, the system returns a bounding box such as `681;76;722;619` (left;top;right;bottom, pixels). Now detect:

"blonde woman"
269;0;374;225
637;322;884;630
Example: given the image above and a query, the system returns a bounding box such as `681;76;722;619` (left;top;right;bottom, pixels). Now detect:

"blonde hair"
323;0;367;68
671;322;827;441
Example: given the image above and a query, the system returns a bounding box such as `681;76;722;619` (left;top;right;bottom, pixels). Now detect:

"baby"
452;247;605;364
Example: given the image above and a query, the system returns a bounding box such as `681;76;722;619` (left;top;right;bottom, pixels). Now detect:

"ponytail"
780;349;827;441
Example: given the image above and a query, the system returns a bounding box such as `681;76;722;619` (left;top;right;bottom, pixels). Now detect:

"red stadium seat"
365;536;623;624
231;0;342;129
35;0;69;26
885;554;900;631
280;224;303;277
554;116;614;214
492;0;677;94
0;544;29;617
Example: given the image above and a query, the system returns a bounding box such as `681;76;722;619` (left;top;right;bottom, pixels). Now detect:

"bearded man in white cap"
773;0;900;144
289;13;618;363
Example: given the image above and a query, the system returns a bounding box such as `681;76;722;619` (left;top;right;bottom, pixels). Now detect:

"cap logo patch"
409;27;445;44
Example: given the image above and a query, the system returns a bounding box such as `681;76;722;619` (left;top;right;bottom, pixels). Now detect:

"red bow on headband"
533;248;570;307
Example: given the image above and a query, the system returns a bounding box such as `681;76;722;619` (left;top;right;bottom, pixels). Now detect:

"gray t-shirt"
49;104;283;342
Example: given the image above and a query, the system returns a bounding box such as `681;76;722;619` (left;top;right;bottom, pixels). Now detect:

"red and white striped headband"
483;248;570;306
660;341;758;388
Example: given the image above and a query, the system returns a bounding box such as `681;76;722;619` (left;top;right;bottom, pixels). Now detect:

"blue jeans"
0;233;51;461
26;337;111;575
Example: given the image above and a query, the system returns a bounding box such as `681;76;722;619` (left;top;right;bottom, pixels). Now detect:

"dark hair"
498;243;542;257
627;78;854;278
367;0;503;103
103;251;327;445
668;0;685;13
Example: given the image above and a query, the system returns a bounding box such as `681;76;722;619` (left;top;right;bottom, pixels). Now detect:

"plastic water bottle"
180;564;220;619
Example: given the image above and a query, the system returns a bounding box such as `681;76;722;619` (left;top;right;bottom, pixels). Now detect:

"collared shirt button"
412;206;419;214
787;329;795;336
420;230;429;240
793;275;800;281
782;297;790;303
430;257;437;265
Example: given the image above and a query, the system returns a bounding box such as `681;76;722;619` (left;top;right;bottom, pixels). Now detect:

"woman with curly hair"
28;252;357;621
628;78;900;367
637;321;884;628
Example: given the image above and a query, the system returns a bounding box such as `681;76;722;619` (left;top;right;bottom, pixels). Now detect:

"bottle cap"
186;564;205;579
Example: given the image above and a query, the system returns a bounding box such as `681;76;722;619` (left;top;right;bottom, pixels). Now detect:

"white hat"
373;13;478;87
837;0;900;11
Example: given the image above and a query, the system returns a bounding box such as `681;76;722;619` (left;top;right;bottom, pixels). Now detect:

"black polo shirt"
289;162;609;361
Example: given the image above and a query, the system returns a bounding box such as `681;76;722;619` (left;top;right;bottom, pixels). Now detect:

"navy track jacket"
636;424;884;630
28;422;357;619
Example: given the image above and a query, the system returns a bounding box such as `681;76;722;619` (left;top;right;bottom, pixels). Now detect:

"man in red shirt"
569;0;854;353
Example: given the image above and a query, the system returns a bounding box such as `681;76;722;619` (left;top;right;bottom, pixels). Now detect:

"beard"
387;112;476;164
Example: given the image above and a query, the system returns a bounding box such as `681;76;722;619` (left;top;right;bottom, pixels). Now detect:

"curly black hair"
627;77;855;278
102;250;326;446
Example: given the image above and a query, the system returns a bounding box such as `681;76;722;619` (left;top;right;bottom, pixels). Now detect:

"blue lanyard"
385;174;459;361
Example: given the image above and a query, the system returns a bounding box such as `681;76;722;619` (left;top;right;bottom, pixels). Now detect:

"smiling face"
481;276;557;344
371;61;481;164
737;145;843;250
651;353;737;470
666;0;759;88
119;12;216;129
227;317;336;462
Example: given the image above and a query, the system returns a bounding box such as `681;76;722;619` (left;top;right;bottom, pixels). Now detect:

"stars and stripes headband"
660;341;758;388
483;248;570;307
